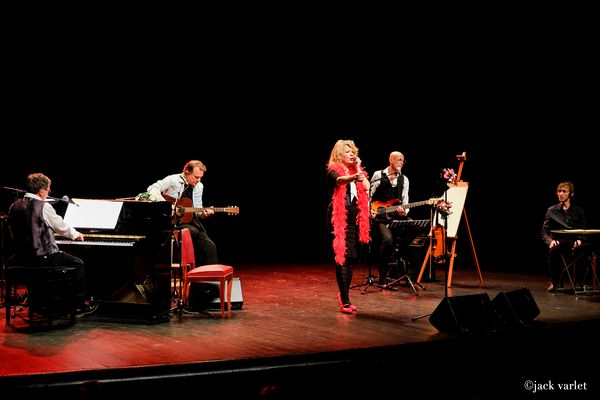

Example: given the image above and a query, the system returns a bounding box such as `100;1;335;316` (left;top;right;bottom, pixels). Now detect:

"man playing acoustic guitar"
370;151;410;289
146;160;218;266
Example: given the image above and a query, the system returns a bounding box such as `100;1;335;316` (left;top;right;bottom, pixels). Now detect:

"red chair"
172;228;196;303
185;264;234;318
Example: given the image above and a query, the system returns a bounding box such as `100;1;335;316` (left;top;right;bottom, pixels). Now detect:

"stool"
4;266;77;328
184;264;234;318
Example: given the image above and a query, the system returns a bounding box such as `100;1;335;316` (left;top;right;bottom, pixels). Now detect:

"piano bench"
4;266;78;329
184;264;234;318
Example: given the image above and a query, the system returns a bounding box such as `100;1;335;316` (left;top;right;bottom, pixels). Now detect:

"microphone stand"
350;242;377;294
3;186;77;205
411;193;451;321
0;213;7;307
166;185;187;318
168;212;186;317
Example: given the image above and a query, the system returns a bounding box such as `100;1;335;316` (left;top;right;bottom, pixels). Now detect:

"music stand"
379;219;429;295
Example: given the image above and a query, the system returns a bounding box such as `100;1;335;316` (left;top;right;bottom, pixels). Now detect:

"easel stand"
417;207;483;288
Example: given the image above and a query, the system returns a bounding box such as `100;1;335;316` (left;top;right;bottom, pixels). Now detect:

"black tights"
336;262;353;305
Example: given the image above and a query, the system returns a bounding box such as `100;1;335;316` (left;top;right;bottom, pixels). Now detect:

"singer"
541;181;587;292
326;139;370;314
6;173;97;316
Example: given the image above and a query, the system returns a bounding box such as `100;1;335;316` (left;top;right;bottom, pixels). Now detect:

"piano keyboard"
56;240;135;247
55;233;146;247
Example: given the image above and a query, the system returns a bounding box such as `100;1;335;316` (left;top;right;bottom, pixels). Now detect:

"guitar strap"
396;173;404;200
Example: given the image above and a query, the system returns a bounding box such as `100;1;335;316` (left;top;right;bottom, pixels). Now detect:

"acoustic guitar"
162;194;239;223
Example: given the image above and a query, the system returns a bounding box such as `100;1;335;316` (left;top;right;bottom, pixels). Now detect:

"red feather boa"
329;164;371;265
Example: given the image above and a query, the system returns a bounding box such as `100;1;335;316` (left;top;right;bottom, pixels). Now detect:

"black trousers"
8;251;87;307
182;223;218;266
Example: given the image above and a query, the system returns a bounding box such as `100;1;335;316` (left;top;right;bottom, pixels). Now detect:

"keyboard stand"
556;251;600;298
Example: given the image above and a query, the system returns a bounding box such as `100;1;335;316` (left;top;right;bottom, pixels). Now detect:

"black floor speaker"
429;293;495;335
491;287;540;327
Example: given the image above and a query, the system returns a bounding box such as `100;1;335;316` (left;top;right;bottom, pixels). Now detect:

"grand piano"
53;199;174;323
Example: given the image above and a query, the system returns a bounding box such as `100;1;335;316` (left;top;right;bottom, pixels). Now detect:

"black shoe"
76;303;98;317
378;284;398;291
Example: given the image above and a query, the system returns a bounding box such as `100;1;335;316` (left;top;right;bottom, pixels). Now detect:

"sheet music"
63;199;123;230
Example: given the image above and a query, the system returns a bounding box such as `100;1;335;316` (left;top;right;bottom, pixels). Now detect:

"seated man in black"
370;151;410;288
541;181;587;292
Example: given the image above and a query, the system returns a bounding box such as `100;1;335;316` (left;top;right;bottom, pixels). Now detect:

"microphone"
48;195;78;206
61;195;78;206
370;171;401;184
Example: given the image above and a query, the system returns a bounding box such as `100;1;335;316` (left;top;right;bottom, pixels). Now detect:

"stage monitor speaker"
491;287;540;327
188;277;244;311
429;293;495;335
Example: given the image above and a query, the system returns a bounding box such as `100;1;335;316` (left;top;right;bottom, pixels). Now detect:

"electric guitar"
162;194;239;223
371;198;439;220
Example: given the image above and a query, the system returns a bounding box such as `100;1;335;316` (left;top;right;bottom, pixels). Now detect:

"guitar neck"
378;199;435;215
182;207;229;213
402;200;432;209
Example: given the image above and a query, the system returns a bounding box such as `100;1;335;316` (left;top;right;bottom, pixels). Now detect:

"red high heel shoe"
337;292;357;311
340;304;353;314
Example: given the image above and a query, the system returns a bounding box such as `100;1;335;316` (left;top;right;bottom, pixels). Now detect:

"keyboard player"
7;173;97;315
542;181;588;292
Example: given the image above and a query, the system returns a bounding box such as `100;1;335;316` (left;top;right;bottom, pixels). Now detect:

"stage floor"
2;262;600;398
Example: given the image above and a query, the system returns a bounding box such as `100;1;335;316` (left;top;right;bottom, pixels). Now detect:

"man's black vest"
9;197;57;260
372;172;404;203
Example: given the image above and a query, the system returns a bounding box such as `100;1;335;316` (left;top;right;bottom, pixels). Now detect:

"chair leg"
226;276;233;318
219;279;225;318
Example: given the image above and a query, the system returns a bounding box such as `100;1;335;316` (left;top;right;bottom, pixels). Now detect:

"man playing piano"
146;160;218;266
7;173;97;316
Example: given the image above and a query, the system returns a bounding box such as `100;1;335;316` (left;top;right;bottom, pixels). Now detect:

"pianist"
7;173;97;316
